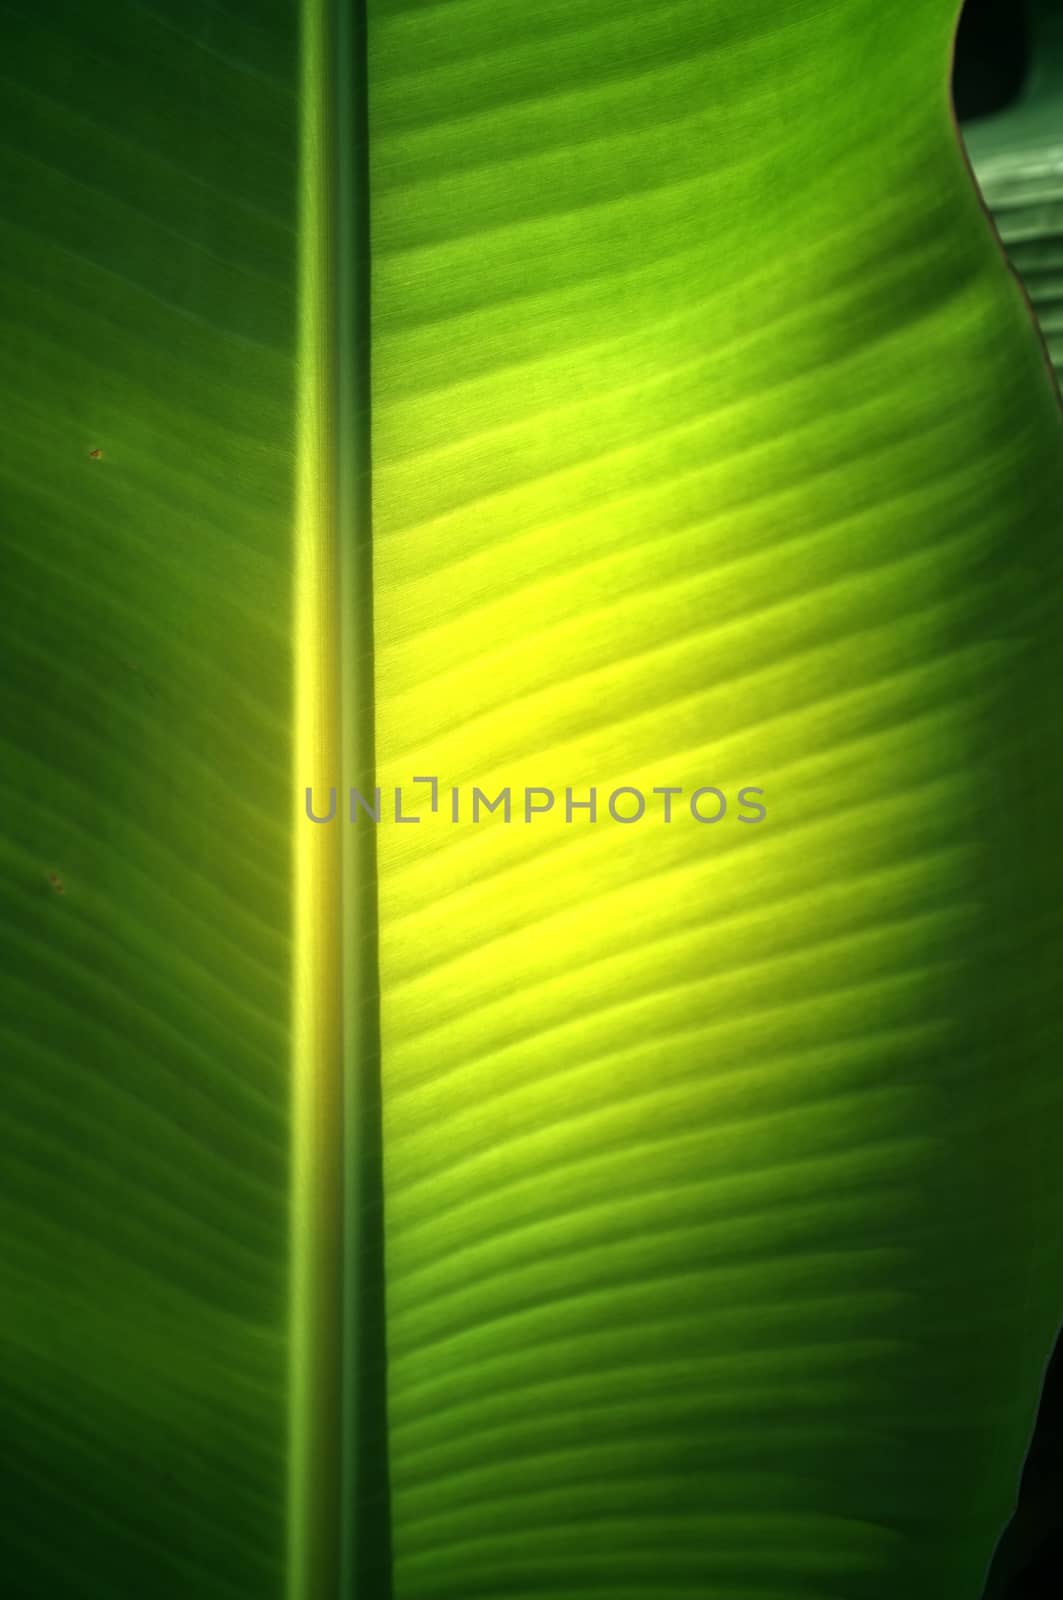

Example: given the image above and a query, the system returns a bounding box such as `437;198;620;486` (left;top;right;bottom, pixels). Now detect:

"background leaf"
964;1;1063;383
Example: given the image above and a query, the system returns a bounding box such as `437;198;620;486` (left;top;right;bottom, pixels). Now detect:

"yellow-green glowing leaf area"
1;3;1062;1600
369;2;1063;1597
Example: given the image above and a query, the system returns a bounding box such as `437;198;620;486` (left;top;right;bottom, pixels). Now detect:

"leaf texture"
2;4;1063;1600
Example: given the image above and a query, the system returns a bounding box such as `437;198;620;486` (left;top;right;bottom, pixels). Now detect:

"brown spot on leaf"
88;448;102;460
47;871;65;895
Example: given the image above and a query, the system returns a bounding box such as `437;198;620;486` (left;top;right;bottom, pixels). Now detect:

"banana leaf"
3;3;1063;1599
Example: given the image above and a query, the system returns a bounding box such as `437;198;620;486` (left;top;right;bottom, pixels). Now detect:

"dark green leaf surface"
1;3;298;1596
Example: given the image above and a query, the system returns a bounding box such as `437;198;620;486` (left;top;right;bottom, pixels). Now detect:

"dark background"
953;0;1031;121
953;2;1063;1594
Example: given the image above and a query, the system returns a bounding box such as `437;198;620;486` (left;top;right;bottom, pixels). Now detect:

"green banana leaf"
3;3;1063;1599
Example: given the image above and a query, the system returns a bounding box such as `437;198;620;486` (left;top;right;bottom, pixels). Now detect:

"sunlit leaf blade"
368;2;1063;1597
